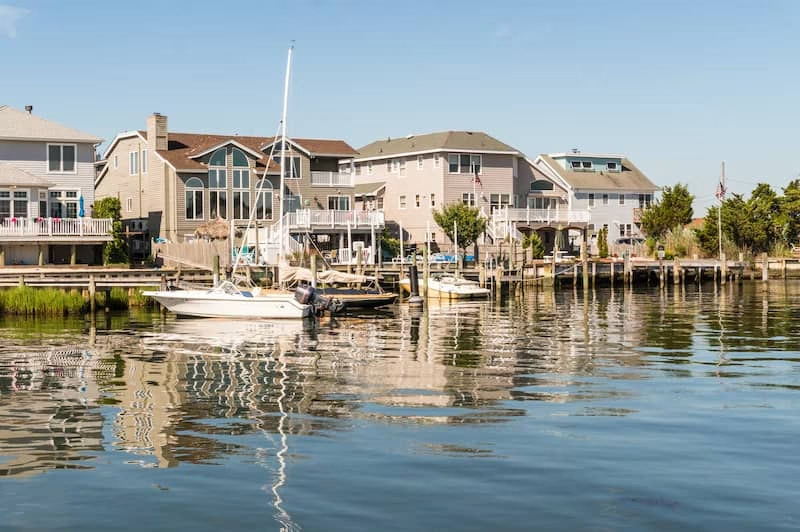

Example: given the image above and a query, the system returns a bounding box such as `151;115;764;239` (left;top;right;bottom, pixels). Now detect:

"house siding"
95;135;147;219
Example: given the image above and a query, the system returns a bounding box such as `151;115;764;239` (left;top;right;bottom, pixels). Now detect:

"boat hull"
143;290;311;319
398;278;490;299
317;288;398;309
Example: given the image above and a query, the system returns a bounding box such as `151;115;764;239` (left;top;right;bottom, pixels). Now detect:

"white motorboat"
399;273;490;299
143;281;313;319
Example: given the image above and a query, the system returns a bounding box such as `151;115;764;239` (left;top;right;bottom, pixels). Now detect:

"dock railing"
0;217;112;238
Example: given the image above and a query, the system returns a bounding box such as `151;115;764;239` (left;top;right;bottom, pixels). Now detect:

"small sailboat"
399;273;490;299
145;46;334;319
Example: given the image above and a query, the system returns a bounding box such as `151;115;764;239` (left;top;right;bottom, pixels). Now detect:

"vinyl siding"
95;136;147;219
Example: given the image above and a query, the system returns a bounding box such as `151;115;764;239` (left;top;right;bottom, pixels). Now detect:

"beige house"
96;113;383;262
344;131;568;246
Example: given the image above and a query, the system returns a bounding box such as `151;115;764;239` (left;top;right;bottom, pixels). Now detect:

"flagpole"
718;161;725;261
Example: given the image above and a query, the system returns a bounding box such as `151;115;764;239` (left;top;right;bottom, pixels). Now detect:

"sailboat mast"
278;45;293;264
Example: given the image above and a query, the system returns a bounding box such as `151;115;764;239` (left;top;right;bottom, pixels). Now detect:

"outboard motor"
294;284;315;305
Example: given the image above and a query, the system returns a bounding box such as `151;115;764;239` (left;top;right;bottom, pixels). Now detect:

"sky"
1;0;798;212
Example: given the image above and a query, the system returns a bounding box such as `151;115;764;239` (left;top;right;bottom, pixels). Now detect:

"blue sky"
1;0;798;212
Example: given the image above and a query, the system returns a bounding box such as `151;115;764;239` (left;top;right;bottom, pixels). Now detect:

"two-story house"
532;152;658;253
96;113;384;263
346;131;582;247
0;105;111;266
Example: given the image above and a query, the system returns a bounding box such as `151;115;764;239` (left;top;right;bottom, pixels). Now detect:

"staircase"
243;215;303;265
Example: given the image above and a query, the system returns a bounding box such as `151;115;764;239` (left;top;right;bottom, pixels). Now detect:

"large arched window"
232;148;250;219
208;148;227;219
530;179;554;192
255;179;273;220
185;177;204;220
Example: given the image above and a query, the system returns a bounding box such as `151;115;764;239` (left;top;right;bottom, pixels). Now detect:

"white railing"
310;171;353;187
493;207;591;225
0;217;113;238
285;209;385;229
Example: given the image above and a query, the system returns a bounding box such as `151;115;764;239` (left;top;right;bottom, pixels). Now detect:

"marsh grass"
0;286;159;315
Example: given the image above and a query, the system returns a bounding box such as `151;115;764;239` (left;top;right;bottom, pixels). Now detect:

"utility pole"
718;161;726;261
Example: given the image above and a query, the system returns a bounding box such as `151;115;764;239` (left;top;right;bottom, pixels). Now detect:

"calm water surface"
1;282;799;531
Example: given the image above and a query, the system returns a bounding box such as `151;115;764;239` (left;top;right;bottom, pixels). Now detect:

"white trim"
447;153;482;175
260;138;311;157
325;194;351;211
46;143;78;174
141;149;147;174
398;194;407;209
102;130;146;159
190;139;263;160
345;147;519;164
548;152;625;159
129;150;139;176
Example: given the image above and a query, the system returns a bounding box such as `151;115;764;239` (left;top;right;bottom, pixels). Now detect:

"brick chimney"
146;112;168;151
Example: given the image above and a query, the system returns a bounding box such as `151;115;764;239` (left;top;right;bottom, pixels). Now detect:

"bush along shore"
0;286;158;316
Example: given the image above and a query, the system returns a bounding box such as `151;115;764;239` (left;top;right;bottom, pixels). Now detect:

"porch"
285;209;385;230
0;217;113;242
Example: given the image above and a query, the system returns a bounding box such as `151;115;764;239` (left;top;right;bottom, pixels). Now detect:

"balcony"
310;171;353;187
0;217;113;242
492;207;591;225
633;207;643;223
285;209;384;231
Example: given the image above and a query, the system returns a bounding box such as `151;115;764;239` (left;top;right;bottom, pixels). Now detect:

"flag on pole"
715;179;726;200
473;167;482;187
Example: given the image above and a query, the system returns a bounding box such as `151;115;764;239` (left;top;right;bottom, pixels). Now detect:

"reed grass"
0;285;159;315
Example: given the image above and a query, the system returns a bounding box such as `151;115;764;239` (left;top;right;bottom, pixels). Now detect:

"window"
626;223;632;235
255;179;273;220
355;164;361;176
530;180;554;191
129;151;139;175
462;192;475;206
49;191;62;217
399;195;407;209
415;194;421;208
232;149;250;219
490;193;511;213
48;144;76;173
588;224;595;231
639;194;652;208
387;160;391;172
619;194;625;205
582;161;592;170
208;148;227;219
141;150;147;173
368;161;373;175
328;195;350;211
417;155;423;170
588;193;595;207
607;161;618;171
448;154;459;173
602;194;609;205
431;232;436;241
273;155;301;178
433;153;440;168
400;158;406;175
185;177;204;220
38;191;47;218
620;224;626;237
0;190;28;218
114;155;118;169
126;197;133;213
571;160;582;169
430;193;436;207
528;197;558;209
448;153;482;174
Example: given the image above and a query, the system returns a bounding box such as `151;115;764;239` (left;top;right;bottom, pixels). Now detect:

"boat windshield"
209;280;244;296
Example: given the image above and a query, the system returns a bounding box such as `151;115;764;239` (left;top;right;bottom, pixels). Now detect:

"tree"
94;197;128;264
380;228;400;259
522;231;544;259
432;203;486;253
778;180;800;244
640;183;694;238
598;226;609;258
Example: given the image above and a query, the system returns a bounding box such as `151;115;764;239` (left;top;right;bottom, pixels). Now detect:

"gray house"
0;105;110;265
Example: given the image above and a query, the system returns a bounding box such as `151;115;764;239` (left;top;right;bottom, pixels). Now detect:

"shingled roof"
538;154;658;191
138;131;357;173
0;105;102;143
354;131;519;160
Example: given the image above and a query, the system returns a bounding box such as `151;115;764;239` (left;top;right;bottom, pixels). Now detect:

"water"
1;282;799;531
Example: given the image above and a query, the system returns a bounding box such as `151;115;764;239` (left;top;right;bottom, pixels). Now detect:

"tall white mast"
278;45;293;265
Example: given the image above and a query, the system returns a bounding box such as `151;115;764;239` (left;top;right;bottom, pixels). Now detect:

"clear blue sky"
2;0;798;212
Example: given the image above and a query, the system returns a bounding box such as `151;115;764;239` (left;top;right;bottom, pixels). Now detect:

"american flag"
715;179;726;200
473;168;482;186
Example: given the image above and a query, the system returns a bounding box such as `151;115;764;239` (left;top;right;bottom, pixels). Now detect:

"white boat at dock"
399;273;490;299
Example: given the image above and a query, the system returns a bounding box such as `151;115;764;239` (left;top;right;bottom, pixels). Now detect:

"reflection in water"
1;283;799;529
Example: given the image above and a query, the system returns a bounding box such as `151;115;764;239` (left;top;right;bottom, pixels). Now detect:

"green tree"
778;180;800;244
94;197;129;264
432;203;486;253
380;228;400;259
598;226;609;258
522;231;544;259
640;183;694;238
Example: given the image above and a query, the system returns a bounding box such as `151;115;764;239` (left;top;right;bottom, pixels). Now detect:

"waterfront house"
0;105;110;265
532;153;658;253
96;113;384;263
345;131;587;248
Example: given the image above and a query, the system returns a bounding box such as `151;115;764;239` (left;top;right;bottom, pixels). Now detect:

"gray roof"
539;154;658;191
0;163;54;187
0;105;102;143
356;131;518;159
353;181;385;196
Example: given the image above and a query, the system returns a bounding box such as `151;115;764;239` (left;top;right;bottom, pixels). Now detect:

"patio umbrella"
555;224;566;251
78;196;85;217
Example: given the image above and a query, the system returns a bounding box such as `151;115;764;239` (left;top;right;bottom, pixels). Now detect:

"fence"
153;240;231;270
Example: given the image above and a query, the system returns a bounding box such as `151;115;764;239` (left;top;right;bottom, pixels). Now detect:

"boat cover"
281;266;377;285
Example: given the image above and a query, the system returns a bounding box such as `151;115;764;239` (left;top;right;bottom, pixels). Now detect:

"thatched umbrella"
194;217;242;240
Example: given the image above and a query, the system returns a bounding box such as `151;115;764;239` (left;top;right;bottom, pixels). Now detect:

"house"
96;113;384;263
345;131;586;248
0;105;110;266
532;153;658;253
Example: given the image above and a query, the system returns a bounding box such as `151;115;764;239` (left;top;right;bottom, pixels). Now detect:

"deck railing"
493;207;591;225
310;171;353;187
0;217;113;238
285;209;385;229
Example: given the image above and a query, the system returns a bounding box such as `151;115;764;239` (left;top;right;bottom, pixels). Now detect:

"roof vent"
571;147;580;154
24;105;33;114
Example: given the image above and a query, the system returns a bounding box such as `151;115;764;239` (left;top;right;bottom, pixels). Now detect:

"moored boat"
399;273;490;299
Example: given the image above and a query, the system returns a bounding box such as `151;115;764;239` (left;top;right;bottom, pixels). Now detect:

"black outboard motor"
294;284;315;305
294;284;344;315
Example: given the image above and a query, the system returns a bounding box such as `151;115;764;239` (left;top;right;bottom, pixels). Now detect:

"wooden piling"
762;254;768;282
591;261;596;287
721;252;727;285
673;258;680;285
0;246;4;267
212;255;220;286
781;258;787;279
89;274;96;314
70;245;77;266
581;238;588;289
310;253;317;288
38;245;44;266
